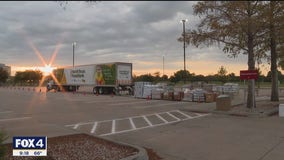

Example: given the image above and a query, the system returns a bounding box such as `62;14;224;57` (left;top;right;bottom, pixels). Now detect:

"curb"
47;126;149;160
119;142;149;160
179;108;212;114
66;127;149;160
209;108;278;118
181;105;279;118
94;135;149;160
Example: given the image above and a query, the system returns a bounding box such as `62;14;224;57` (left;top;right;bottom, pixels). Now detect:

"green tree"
217;66;227;76
256;68;266;87
57;1;98;10
161;75;168;81
14;70;43;86
179;1;265;108
14;71;24;85
133;74;154;82
169;75;178;83
171;70;191;83
153;71;161;82
0;68;8;84
228;73;239;82
279;17;284;69
266;70;283;82
192;74;205;82
217;66;228;83
262;1;284;101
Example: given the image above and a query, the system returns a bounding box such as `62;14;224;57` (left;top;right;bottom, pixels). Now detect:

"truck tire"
93;87;98;95
99;88;103;94
72;86;77;92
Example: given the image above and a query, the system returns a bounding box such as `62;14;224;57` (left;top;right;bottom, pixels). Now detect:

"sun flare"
39;65;56;76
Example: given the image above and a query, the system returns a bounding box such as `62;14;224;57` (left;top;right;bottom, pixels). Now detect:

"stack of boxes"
133;82;230;103
134;82;152;98
151;87;164;99
192;89;206;102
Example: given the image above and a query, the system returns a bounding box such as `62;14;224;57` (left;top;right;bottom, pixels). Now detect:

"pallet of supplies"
205;93;214;103
192;89;206;102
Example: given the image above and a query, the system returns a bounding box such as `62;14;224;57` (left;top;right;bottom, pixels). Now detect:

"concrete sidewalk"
180;92;283;118
108;114;284;160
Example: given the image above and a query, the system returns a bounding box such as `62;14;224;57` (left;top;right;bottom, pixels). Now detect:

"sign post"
240;70;258;108
243;80;246;104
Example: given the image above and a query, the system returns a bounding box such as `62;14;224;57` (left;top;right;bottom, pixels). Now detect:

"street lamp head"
180;19;188;23
72;42;77;46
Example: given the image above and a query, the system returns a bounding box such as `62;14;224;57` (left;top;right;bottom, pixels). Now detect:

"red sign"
240;70;258;80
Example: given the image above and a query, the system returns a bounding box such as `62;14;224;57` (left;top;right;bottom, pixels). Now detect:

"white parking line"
65;110;211;137
85;98;144;104
129;118;136;129
0;111;12;114
112;120;116;133
66;110;177;127
194;113;208;117
143;116;153;126
73;124;80;129
99;119;181;137
0;117;31;122
176;110;193;119
155;114;169;123
90;122;98;134
134;102;186;108
166;112;181;121
109;101;154;106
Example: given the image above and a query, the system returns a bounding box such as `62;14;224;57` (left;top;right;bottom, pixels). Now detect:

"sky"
0;1;273;76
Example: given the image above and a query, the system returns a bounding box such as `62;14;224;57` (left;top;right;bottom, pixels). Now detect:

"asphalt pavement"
1;87;284;160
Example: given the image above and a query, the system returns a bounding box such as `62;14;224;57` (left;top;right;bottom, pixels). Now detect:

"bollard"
147;95;150;101
279;104;284;117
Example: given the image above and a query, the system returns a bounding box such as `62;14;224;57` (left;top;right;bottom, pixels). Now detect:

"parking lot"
1;87;284;160
0;87;209;139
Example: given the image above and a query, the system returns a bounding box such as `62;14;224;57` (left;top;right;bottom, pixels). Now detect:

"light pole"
180;19;187;84
163;55;165;76
72;42;77;92
72;42;77;68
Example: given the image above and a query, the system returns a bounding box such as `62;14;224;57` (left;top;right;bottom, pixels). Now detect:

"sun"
40;65;55;76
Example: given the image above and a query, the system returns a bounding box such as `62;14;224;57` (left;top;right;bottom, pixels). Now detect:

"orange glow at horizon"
133;60;272;77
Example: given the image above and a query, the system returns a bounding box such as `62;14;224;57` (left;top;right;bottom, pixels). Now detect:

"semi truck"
47;62;133;95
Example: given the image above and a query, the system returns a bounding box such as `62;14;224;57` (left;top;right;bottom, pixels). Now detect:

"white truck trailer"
47;62;133;95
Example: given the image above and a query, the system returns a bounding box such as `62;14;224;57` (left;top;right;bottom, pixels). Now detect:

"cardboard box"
216;95;231;111
205;93;214;103
168;92;174;100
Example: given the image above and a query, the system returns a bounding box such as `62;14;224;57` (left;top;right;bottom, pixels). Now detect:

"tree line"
0;69;43;86
0;68;9;84
133;66;284;84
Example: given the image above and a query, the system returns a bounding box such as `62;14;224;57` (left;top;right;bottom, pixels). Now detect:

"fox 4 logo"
13;137;47;149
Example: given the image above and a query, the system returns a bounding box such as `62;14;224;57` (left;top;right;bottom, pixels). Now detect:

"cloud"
0;1;256;76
